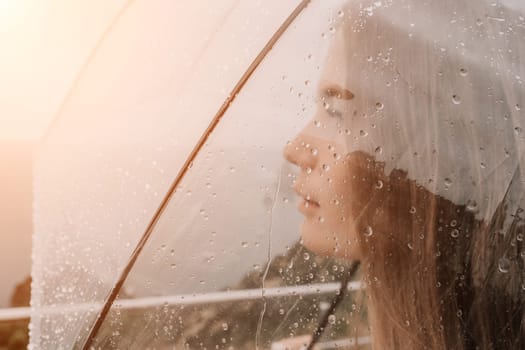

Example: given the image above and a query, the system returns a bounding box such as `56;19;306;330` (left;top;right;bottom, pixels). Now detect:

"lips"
293;184;320;215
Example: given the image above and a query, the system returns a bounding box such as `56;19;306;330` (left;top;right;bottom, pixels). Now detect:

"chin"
300;221;361;260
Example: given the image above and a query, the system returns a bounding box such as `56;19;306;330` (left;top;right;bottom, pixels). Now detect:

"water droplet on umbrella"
459;68;468;76
222;323;229;331
311;148;318;156
328;314;336;325
322;164;330;171
375;180;384;189
375;102;384;110
314;120;321;127
241;242;248;248
498;258;510;273
364;226;373;237
375;146;383;154
452;94;461;104
466;200;478;213
451;229;460;238
444;178;453;187
450;220;457;227
360;130;368;137
409;206;416;214
303;252;310;261
306;167;312;174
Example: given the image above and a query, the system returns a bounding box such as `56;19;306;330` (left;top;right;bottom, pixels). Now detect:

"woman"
281;0;525;349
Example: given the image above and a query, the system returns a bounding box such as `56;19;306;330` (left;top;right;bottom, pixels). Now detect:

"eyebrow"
322;84;354;100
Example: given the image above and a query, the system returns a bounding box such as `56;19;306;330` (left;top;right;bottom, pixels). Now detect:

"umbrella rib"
80;0;312;348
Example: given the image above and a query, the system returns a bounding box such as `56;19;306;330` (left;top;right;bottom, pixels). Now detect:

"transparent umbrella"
30;0;525;349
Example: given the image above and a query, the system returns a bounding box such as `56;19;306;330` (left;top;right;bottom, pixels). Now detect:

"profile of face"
282;26;403;261
284;83;387;260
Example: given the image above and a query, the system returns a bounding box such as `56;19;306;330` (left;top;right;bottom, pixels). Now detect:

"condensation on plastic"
30;0;326;348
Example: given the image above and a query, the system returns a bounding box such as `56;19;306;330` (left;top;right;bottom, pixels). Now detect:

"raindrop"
314;120;321;128
229;166;236;172
375;180;384;189
170;263;177;269
409;206;417;214
323;101;331;110
303;252;310;261
498;258;510;273
466;200;478;213
311;148;318;156
241;242;248;248
407;242;414;250
329;26;335;34
375;102;384;110
282;197;289;203
279;308;285;315
364;226;374;237
444;178;453;188
318;216;325;223
360;130;368;137
451;229;460;238
306;167;313;174
337;10;344;17
322;164;330;171
450;220;457;227
516;104;521;111
222;323;229;331
515;126;522;135
304;80;310;86
452;94;462;105
374;146;383;154
459;68;468;76
328;314;336;325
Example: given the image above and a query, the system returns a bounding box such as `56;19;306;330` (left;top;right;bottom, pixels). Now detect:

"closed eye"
319;84;354;118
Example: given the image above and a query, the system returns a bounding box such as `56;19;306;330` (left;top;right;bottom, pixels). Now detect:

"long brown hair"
353;153;525;349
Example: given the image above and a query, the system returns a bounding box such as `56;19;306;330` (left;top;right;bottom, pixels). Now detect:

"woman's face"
284;82;385;260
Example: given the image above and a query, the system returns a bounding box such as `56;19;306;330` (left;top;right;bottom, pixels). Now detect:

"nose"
283;130;318;170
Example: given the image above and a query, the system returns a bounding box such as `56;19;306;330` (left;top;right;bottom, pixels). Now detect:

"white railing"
0;281;370;348
0;281;363;321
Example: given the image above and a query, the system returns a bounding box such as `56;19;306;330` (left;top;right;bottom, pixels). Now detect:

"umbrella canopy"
31;1;362;349
31;0;525;349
